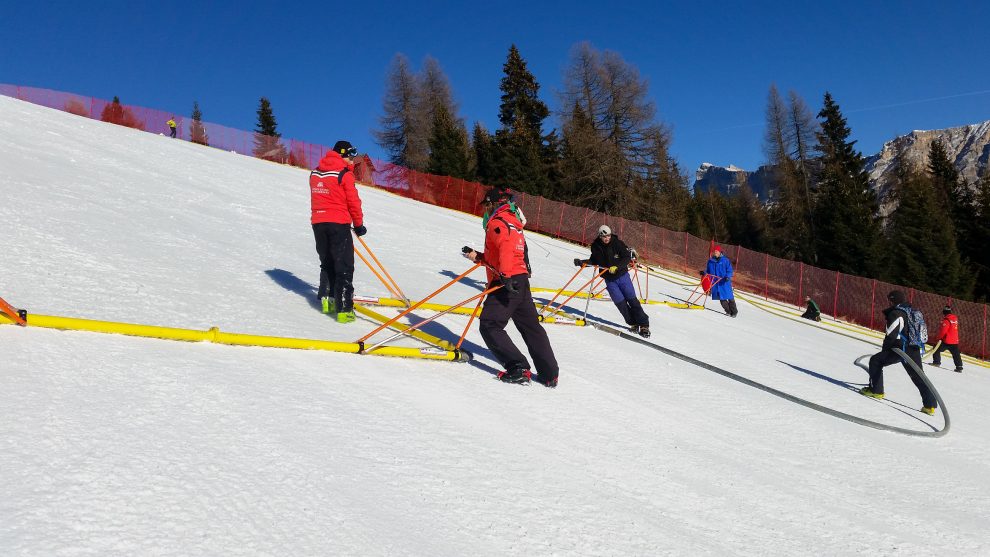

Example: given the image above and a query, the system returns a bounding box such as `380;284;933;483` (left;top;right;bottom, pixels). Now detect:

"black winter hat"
480;188;511;206
887;290;907;305
943;305;952;315
332;140;357;158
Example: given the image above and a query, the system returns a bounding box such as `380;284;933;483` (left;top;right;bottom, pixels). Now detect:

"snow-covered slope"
2;95;990;556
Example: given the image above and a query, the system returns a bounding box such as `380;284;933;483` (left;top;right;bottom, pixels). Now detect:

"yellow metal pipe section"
0;312;466;362
531;288;605;299
354;295;480;316
353;304;455;350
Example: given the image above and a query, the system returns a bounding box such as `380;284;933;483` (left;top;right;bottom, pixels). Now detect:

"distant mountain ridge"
693;119;990;201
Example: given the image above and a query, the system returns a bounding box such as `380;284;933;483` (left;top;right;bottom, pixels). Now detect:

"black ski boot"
497;369;531;384
638;326;651;338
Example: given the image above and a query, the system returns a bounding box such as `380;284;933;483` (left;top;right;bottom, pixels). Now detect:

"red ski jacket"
310;151;363;226
935;313;960;344
480;204;528;283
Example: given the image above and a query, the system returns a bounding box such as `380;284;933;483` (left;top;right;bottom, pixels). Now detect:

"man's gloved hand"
353;225;367;237
608;266;618;274
502;278;519;293
573;258;584;267
629;247;638;259
462;246;477;261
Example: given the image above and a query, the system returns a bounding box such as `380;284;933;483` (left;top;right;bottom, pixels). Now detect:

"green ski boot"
336;310;356;324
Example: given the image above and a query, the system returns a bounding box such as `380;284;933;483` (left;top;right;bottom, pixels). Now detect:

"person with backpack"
462;188;559;387
310;140;365;323
860;290;938;415
574;225;650;338
931;305;963;372
706;246;738;317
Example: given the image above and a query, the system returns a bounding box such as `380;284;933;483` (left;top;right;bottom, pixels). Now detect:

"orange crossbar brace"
355;235;408;304
0;296;26;326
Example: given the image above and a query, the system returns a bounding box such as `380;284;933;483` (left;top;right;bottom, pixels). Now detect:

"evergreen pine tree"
426;103;471;179
971;171;990;300
727;181;770;251
253;97;286;161
811;92;883;276
190;101;208;146
491;45;551;195
472;122;497;184
885;165;972;298
928;138;979;282
763;85;814;262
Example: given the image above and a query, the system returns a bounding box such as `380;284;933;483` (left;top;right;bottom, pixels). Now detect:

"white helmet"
597;225;612;237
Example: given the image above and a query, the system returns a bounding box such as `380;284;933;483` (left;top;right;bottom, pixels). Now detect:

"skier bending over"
463;188;559;387
860;290;938;415
574;225;650;338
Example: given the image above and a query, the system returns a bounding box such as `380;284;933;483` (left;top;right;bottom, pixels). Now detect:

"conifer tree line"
372;45;990;302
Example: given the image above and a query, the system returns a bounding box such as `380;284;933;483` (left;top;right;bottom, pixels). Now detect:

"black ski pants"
932;342;963;369
719;299;738;317
479;274;559;381
867;345;936;408
313;222;355;312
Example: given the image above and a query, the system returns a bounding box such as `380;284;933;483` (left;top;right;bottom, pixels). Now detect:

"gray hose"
592;323;948;438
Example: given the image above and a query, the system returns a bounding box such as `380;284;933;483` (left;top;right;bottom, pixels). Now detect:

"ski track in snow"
2;96;990;556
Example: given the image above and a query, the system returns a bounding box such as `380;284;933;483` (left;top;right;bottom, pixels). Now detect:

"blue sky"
3;1;988;178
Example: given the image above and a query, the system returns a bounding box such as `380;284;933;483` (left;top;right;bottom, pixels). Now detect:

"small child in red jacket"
931;305;963;372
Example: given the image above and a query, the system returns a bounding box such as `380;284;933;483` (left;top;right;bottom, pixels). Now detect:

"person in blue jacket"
706;245;738;317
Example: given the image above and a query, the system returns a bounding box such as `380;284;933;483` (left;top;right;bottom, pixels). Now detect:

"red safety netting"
3;84;987;361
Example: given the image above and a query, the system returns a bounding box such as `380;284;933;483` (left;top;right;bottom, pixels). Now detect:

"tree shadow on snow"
265;268;321;312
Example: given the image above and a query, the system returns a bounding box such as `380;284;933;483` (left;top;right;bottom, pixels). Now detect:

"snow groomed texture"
0;310;468;362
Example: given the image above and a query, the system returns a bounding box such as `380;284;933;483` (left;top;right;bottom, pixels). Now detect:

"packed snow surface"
2;96;989;556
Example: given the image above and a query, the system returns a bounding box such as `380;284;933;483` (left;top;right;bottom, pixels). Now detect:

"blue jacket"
705;255;734;300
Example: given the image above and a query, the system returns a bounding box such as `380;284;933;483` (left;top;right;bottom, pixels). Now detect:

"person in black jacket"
861;290;937;415
575;225;650;337
800;296;821;321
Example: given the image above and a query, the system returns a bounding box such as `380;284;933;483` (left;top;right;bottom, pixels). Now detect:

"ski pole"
365;285;502;354
538;263;587;319
354;233;409;305
356;262;482;344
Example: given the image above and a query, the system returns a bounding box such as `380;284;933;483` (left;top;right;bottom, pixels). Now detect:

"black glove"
573;258;584;267
462;246;474;254
353;225;367;237
503;278;519;293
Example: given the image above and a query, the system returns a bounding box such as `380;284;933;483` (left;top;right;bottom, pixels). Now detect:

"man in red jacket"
310;140;366;324
931;305;963;372
462;188;559;387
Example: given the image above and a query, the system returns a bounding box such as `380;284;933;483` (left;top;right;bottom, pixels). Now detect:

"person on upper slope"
463;188;559;387
801;296;821;322
574;225;650;338
861;290;938;415
310;140;365;324
705;246;738;317
931;305;963;372
166;117;177;138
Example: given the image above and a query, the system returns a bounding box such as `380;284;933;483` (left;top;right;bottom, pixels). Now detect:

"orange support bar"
356;262;482;344
0;296;26;326
355;234;408;304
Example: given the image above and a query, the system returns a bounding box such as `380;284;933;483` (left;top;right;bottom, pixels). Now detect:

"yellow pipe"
0;312;467;361
531;288;604;299
354;304;455;350
354;295;480;316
